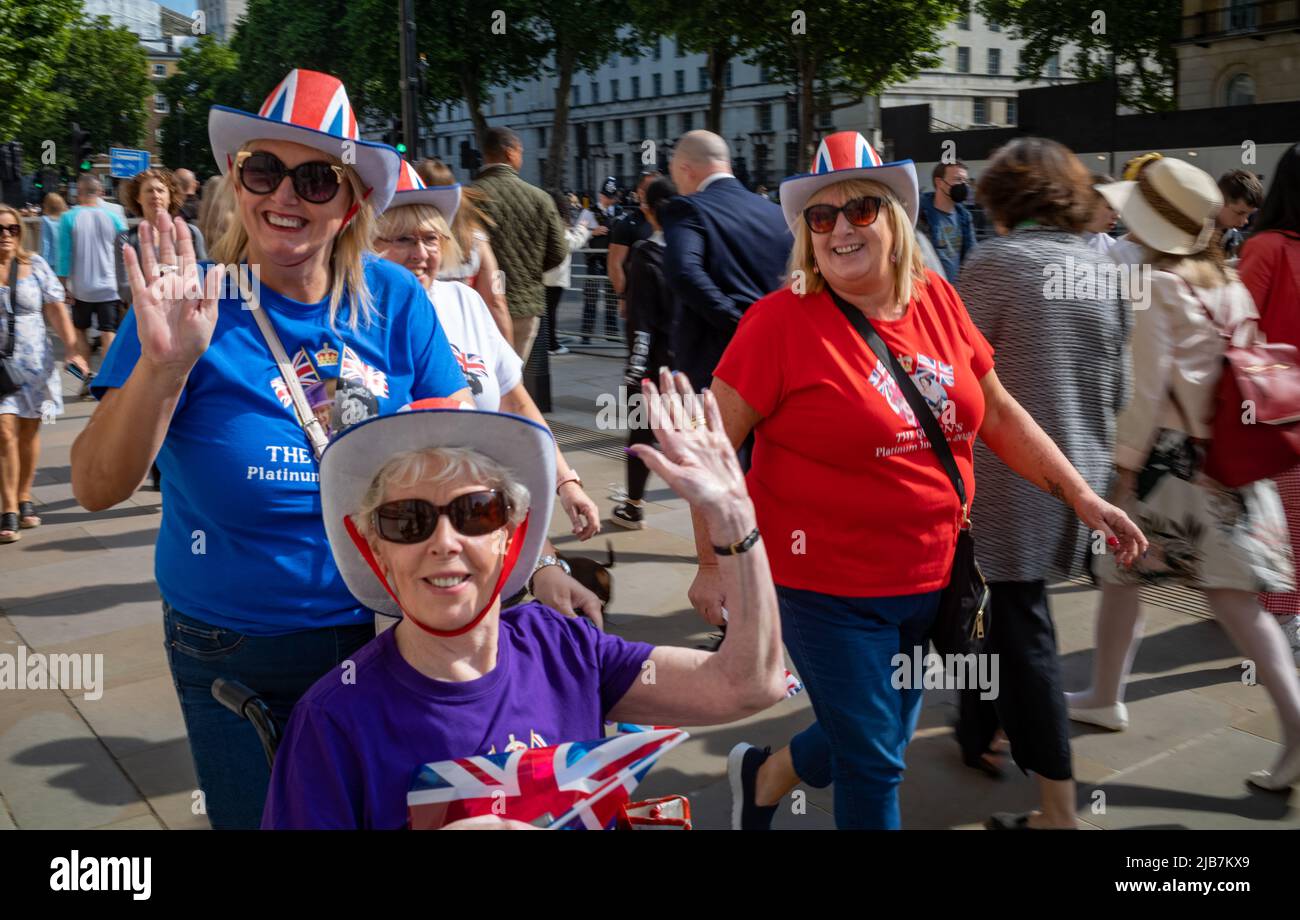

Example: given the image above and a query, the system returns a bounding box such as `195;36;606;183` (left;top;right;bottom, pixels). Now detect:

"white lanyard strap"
244;282;329;461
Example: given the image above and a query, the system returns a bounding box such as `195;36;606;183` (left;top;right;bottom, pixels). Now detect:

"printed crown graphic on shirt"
269;342;389;408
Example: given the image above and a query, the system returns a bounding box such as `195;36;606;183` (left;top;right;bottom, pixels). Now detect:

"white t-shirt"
425;279;522;411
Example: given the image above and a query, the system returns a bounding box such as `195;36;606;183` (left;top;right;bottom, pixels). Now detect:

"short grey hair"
355;446;530;537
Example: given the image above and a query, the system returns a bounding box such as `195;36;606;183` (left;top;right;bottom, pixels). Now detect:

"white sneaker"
1277;615;1300;667
1247;744;1300;792
1066;695;1129;731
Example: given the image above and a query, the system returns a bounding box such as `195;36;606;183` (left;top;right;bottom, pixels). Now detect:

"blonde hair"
211;146;378;330
787;178;926;308
197;174;235;247
416;158;493;260
0;205;33;264
1132;231;1232;290
374;203;463;271
355;446;530;539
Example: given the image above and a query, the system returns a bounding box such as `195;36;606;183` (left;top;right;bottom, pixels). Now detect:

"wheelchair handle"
211;678;281;769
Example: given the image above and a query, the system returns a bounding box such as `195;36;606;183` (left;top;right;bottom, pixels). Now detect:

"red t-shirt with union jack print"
713;270;995;597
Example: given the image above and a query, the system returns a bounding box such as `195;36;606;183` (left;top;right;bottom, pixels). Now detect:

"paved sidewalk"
0;354;1296;830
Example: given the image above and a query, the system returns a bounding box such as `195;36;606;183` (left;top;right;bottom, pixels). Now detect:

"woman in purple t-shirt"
264;368;788;829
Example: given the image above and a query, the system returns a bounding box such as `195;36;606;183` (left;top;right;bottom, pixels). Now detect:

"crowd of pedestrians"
3;63;1298;830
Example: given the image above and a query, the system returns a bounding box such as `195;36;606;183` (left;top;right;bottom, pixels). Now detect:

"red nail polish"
1106;537;1120;547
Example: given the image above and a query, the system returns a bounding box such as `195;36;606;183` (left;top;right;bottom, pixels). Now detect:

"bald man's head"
175;168;199;196
669;131;732;196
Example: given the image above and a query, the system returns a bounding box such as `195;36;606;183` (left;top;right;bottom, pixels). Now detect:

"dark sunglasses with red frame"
371;490;510;544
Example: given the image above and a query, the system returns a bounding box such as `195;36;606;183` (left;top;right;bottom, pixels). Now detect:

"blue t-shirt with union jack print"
93;254;466;635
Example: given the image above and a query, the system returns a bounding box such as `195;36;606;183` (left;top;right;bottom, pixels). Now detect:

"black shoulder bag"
828;290;990;655
0;258;22;398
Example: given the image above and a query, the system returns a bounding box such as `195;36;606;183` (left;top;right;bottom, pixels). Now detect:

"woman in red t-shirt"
700;132;1146;830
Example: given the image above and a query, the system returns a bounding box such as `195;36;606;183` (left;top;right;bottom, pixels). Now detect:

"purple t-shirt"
262;602;655;829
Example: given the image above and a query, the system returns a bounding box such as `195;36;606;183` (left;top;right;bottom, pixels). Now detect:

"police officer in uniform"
582;177;620;343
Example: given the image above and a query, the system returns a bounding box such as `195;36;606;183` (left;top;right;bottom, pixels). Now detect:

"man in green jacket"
471;127;569;362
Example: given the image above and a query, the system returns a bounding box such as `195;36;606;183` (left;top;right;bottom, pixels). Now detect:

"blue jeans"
162;603;373;829
779;585;941;829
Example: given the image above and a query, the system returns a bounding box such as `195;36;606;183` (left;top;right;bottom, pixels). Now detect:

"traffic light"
459;140;482;172
385;119;406;155
71;122;92;172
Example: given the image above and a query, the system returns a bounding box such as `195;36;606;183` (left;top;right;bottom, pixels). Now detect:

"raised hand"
124;217;226;374
629;368;751;528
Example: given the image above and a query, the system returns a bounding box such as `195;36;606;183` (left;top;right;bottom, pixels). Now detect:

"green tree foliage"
0;0;81;141
230;0;354;109
522;2;640;189
631;1;752;135
159;35;242;177
21;16;151;166
977;0;1179;111
745;1;964;166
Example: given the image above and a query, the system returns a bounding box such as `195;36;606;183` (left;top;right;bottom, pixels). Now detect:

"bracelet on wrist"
711;527;761;557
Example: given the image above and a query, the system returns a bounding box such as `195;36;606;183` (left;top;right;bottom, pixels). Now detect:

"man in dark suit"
662;131;793;391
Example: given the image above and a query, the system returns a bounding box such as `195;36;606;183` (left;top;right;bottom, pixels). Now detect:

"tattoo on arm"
1046;477;1068;504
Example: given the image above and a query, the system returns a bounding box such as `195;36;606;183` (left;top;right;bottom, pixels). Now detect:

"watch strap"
712;527;761;556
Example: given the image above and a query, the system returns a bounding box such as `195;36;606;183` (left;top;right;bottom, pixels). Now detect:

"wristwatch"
712;527;762;556
529;555;571;595
556;471;582;494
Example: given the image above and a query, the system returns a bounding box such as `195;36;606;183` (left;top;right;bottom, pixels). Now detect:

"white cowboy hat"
1097;157;1222;256
780;131;919;229
381;160;462;224
319;399;556;619
209;68;402;218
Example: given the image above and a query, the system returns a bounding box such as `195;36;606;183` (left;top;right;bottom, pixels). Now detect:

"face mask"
947;182;969;203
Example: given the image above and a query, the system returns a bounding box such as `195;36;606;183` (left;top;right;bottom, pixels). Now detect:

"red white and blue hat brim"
780;159;920;230
209;104;403;215
385;184;462;225
319;407;556;618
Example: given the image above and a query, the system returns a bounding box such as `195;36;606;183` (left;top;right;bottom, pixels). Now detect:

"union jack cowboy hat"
382;160;462;224
779;131;919;230
208;69;403;219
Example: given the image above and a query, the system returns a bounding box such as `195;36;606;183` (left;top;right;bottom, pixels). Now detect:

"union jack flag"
452;344;488;379
340;345;389;397
271;376;292;408
407;729;687;830
916;354;954;385
292;348;319;384
869;360;917;426
258;69;359;140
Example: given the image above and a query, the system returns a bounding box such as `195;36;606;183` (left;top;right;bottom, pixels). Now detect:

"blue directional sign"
109;148;151;179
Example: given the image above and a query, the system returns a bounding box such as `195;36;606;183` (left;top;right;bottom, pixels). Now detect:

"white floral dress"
0;255;66;419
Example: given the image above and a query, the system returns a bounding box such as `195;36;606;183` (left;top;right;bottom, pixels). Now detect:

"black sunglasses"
236;150;345;204
0;224;21;237
372;490;510;544
803;196;883;234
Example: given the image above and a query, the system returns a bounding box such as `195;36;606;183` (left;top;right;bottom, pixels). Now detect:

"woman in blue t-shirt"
69;70;471;830
265;371;788;829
